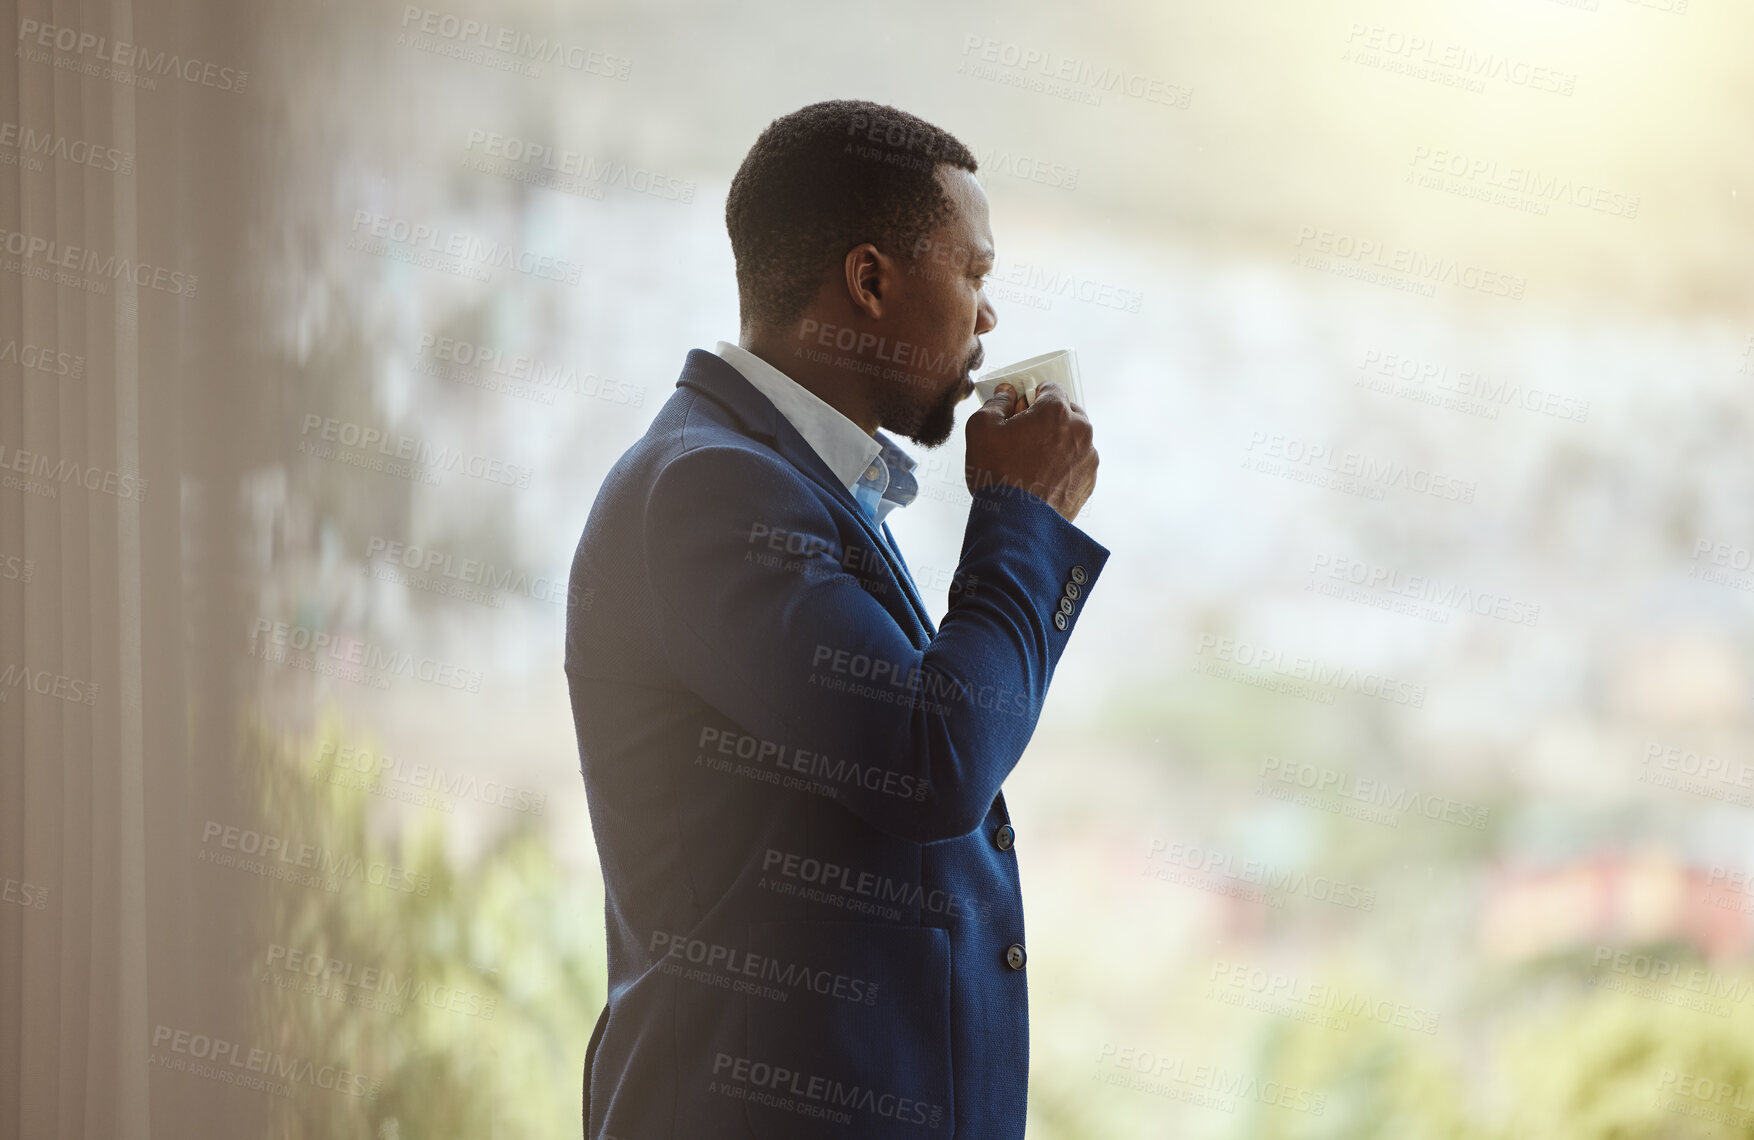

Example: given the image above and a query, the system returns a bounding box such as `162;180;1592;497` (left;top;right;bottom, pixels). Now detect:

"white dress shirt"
712;341;920;532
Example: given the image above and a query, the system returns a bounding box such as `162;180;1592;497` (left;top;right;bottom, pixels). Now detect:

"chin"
906;401;960;448
885;374;967;448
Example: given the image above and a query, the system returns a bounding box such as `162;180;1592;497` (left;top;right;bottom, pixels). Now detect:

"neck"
741;326;882;436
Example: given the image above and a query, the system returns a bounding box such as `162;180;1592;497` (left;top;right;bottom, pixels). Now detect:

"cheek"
940;282;980;330
906;277;978;346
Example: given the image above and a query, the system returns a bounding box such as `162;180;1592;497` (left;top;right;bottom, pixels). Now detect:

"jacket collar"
677;347;781;442
675;349;936;637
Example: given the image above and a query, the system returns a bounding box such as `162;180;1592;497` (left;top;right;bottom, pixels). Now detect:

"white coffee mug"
974;349;1083;408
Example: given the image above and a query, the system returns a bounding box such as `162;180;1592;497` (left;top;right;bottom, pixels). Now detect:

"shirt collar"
871;433;918;513
714;341;880;493
712;342;920;522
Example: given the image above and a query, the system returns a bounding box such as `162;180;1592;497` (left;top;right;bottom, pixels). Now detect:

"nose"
975;290;997;336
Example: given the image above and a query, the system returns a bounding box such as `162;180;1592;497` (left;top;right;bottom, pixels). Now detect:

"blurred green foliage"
245;713;604;1140
1027;956;1754;1140
234;710;1754;1139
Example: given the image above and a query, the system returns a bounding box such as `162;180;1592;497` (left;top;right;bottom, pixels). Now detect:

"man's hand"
964;381;1099;523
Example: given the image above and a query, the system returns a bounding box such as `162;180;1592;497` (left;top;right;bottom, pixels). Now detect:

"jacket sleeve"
643;443;1110;843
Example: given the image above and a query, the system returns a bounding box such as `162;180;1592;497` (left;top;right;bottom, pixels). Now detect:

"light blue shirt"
712;342;920;540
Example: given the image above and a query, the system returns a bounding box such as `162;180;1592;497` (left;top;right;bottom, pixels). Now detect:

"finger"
975;383;1017;418
1028;382;1076;415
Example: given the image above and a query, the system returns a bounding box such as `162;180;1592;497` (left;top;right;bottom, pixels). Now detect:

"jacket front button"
1005;943;1027;971
994;823;1015;851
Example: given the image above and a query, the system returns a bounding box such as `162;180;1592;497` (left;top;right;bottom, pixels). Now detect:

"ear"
842;242;890;320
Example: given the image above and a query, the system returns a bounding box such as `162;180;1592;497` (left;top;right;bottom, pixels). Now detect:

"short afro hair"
726;100;978;331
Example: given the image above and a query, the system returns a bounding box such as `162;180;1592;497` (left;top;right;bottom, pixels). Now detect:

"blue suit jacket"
565;349;1110;1139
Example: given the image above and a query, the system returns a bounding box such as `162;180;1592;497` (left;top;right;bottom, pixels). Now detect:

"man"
565;99;1105;1139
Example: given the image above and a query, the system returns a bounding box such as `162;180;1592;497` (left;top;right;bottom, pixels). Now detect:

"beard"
883;342;984;448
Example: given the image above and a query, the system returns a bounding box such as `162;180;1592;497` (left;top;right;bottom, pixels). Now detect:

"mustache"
964;344;984;376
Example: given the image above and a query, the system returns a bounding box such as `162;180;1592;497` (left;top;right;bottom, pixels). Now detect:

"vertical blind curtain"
1;1;263;1136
